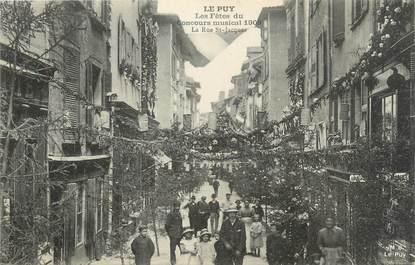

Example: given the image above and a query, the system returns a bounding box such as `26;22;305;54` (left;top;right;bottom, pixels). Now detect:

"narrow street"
93;179;268;265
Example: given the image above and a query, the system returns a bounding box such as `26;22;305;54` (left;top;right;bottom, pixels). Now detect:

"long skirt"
240;217;253;253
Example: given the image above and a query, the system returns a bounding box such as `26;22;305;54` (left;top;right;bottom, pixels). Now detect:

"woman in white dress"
179;227;198;265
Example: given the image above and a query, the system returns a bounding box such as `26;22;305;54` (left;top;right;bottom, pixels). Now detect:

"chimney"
219;91;225;101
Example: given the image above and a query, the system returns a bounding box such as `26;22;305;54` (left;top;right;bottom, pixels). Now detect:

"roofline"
256;6;285;27
154;13;209;67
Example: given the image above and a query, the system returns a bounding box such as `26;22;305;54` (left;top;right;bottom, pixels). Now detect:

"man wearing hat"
131;225;155;265
184;195;199;235
221;193;236;221
198;196;210;231
165;202;183;265
219;207;246;265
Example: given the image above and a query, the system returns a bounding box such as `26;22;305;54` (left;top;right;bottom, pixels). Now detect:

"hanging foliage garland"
140;7;158;117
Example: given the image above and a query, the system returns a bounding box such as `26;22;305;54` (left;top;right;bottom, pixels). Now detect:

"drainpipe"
411;3;415;260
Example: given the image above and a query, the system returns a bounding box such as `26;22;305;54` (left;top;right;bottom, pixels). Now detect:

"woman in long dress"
250;214;265;257
238;200;255;254
179;228;198;265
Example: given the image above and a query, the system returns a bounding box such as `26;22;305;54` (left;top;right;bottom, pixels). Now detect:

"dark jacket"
198;200;210;219
214;239;233;265
266;233;294;263
184;201;198;217
219;218;246;254
131;236;155;265
165;211;183;239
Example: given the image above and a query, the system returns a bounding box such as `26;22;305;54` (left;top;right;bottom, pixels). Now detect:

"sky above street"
158;0;283;113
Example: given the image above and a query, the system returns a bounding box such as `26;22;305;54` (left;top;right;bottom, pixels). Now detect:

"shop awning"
48;154;111;162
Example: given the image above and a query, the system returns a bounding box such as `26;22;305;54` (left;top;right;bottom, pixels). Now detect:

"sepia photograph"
0;0;414;264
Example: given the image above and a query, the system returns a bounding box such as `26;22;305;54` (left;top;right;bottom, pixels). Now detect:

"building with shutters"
297;0;415;263
107;0;159;252
47;1;112;264
154;14;208;129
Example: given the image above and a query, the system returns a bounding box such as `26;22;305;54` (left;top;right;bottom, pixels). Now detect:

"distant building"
154;14;208;129
184;76;201;130
256;6;289;122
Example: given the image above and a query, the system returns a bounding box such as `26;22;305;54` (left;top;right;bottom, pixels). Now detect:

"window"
382;94;397;141
75;183;86;246
309;45;317;93
96;180;103;233
316;32;326;89
332;0;345;45
352;0;368;25
340;91;350;143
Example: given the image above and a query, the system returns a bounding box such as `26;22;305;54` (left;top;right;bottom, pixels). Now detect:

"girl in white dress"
196;229;216;265
179;228;198;265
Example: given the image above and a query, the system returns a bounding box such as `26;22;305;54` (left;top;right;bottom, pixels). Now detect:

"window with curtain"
75;183;86;246
382;94;397;141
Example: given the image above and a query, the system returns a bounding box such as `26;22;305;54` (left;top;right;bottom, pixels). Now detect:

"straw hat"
225;207;239;213
200;229;211;238
182;227;194;236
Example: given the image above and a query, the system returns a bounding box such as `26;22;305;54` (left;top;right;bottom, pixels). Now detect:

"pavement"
92;180;268;265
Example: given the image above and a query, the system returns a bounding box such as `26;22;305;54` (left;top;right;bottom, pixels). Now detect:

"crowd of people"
130;179;347;265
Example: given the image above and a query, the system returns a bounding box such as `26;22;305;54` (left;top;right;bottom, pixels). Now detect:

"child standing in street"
179;227;198;265
131;225;155;265
250;214;265;257
197;229;216;265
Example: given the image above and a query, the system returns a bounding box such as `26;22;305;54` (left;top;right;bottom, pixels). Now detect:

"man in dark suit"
165;202;183;265
197;196;210;230
183;195;199;235
219;208;246;265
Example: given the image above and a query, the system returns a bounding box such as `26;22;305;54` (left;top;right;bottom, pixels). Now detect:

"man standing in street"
221;193;235;221
131;225;155;265
317;217;346;265
198;196;210;230
183;195;199;235
213;178;220;196
220;208;246;265
209;193;220;233
165;202;183;265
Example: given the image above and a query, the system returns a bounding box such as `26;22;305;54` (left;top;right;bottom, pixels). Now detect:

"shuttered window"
316;31;326;89
63;47;80;142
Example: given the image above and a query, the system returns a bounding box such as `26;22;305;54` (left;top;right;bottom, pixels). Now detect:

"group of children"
131;225;229;265
180;227;227;265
